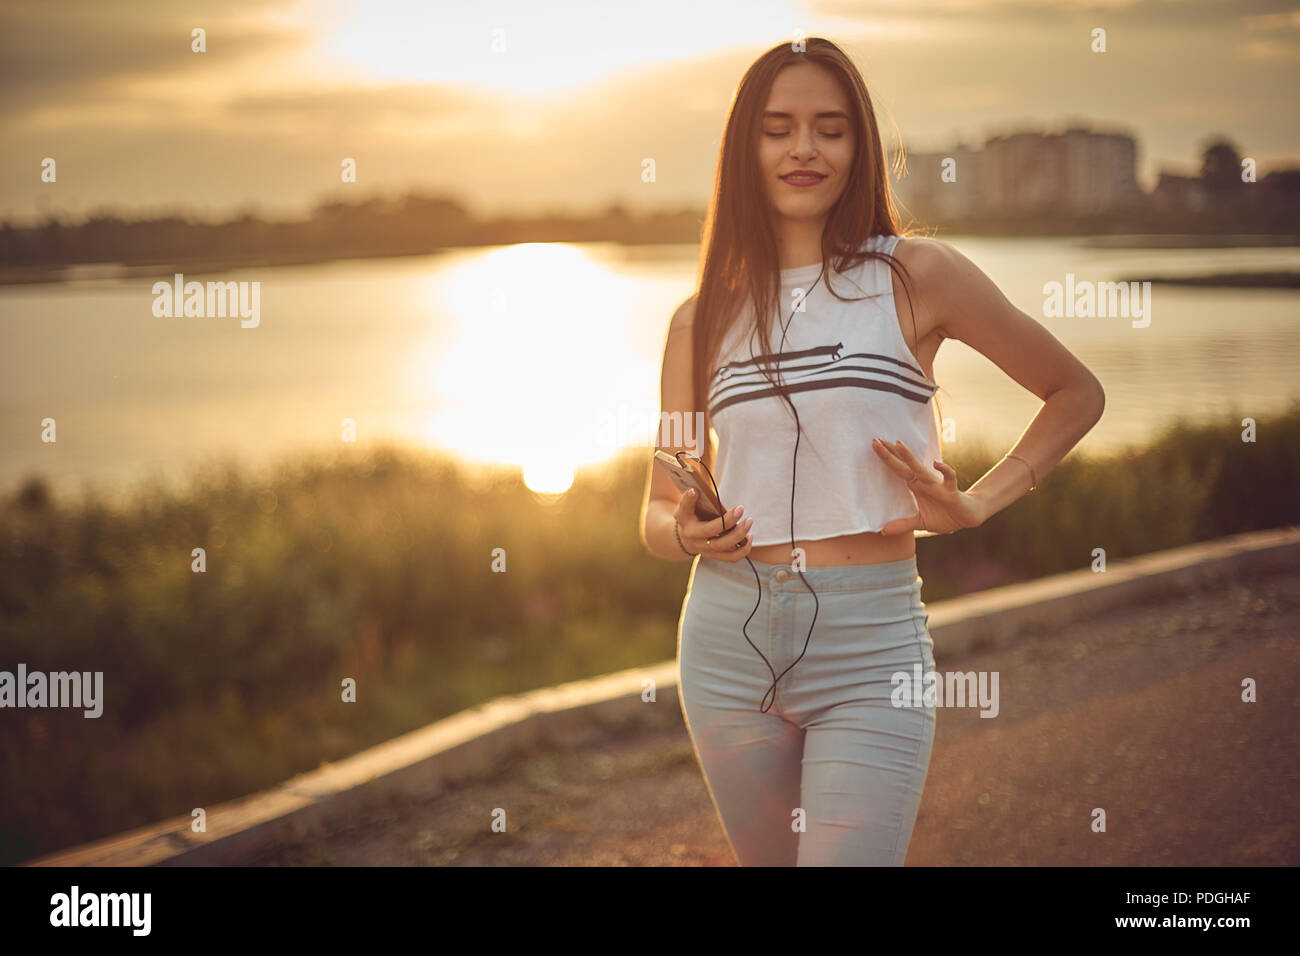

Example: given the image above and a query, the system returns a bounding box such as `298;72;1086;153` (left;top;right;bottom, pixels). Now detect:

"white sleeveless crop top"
706;234;943;546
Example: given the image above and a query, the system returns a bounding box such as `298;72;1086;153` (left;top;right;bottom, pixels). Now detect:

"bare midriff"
745;529;915;567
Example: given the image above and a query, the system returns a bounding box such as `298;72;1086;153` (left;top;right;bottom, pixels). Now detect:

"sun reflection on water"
419;243;656;493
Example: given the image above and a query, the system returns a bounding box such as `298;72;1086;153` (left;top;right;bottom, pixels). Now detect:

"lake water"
2;237;1297;502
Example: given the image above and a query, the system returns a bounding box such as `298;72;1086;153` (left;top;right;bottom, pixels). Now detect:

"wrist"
672;519;697;557
967;453;1036;526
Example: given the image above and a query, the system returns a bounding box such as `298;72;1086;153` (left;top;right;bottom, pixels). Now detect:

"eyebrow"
761;110;850;120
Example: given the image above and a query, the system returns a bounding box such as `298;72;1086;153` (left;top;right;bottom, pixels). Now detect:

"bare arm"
904;237;1106;524
639;295;751;561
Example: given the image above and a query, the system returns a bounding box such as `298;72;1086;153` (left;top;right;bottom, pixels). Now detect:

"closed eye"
765;131;843;138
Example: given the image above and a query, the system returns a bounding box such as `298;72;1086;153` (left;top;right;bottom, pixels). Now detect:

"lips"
781;172;826;185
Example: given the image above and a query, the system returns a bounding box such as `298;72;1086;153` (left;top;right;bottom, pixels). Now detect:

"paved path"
247;565;1299;865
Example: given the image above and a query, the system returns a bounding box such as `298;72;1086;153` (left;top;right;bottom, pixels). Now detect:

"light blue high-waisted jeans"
676;552;936;866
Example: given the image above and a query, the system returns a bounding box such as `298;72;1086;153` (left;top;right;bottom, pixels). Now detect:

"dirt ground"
246;565;1299;866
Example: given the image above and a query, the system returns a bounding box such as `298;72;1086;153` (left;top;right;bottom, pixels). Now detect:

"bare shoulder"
670;293;698;331
887;236;953;346
892;235;961;287
896;235;996;295
892;236;987;340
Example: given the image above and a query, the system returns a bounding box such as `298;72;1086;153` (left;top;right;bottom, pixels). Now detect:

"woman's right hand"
673;490;753;561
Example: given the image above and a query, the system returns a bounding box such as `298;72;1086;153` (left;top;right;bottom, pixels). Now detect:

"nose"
790;124;817;159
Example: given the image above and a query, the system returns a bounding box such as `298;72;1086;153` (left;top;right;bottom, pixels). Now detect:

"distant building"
1150;172;1207;211
983;131;1060;212
1253;169;1300;208
1061;127;1143;213
890;143;982;218
891;125;1142;217
1149;165;1300;212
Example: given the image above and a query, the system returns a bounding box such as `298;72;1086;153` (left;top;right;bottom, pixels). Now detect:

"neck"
774;216;827;271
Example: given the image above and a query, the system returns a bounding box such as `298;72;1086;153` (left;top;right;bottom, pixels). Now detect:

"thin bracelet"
1003;452;1037;491
673;520;697;556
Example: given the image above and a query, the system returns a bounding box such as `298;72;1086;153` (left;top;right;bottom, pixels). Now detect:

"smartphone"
654;450;727;521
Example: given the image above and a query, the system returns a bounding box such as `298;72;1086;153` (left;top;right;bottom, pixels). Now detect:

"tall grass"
2;401;1297;863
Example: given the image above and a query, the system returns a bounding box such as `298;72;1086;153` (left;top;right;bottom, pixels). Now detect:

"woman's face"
757;62;855;224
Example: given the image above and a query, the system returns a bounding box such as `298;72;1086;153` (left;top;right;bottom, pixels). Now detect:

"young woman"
639;37;1105;866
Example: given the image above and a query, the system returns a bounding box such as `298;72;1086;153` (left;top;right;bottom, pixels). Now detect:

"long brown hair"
692;37;931;468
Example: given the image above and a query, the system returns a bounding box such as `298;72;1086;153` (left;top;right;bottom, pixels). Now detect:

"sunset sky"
2;0;1298;224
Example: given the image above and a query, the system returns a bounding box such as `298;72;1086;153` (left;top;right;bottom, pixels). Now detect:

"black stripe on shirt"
710;348;935;399
709;363;935;409
708;374;936;417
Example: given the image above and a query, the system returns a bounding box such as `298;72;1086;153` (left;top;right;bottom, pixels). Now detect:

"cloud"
1238;39;1300;61
0;0;308;118
218;84;506;136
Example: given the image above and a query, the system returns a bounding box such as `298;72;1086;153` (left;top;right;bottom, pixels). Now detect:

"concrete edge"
927;525;1300;656
25;525;1300;866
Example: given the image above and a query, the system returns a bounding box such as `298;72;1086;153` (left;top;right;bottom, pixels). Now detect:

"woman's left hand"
871;438;984;536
